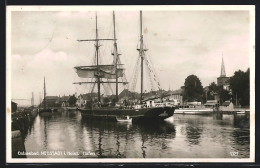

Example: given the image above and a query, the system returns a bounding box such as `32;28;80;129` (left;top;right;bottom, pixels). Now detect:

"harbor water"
18;110;250;158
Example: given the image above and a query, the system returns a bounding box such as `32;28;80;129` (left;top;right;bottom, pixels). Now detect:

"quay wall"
11;108;38;158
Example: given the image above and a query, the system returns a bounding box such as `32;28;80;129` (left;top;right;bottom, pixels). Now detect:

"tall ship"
74;11;175;122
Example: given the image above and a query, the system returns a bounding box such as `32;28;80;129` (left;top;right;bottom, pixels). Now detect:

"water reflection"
42;116;50;150
233;114;250;128
231;114;250;158
185;126;203;145
213;113;223;120
20;111;250;158
80;117;176;158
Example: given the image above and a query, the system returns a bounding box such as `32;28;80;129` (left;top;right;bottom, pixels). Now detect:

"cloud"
10;10;251;103
11;49;72;104
27;48;68;68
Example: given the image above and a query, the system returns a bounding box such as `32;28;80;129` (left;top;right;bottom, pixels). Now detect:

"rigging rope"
129;56;140;92
74;13;131;98
143;54;161;90
143;53;155;91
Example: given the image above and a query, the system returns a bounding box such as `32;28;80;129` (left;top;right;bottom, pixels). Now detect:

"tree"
206;82;218;100
204;81;231;104
209;82;218;93
229;68;250;106
183;75;204;102
68;95;77;106
217;88;231;104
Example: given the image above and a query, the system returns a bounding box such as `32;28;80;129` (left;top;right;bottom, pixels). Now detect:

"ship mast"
43;76;46;110
77;13;114;103
95;13;101;103
75;12;127;103
113;11;119;101
139;11;144;102
130;11;162;101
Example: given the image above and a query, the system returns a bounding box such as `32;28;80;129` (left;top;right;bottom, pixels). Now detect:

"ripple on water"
21;112;250;158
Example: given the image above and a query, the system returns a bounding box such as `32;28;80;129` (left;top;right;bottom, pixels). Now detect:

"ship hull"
39;109;52;116
79;107;175;123
174;108;213;115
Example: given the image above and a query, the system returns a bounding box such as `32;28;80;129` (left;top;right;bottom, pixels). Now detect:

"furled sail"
75;64;124;79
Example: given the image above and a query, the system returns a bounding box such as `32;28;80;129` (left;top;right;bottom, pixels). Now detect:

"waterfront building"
59;96;70;107
204;100;219;109
46;96;59;107
219;101;234;111
77;94;89;107
185;101;202;106
76;93;98;107
40;96;59;108
118;89;139;101
163;88;184;105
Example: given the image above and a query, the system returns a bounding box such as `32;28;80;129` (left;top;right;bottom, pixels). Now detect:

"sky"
9;7;252;106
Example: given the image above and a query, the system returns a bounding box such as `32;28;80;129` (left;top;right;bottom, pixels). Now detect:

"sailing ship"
74;11;175;122
39;77;52;115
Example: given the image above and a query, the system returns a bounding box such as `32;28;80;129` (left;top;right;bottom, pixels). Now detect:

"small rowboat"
116;115;132;122
67;107;77;111
236;111;246;114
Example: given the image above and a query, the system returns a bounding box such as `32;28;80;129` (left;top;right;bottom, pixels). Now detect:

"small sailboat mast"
43;76;46;110
39;76;53;114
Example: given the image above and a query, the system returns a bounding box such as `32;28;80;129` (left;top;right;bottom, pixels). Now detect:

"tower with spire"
220;57;226;77
217;55;230;86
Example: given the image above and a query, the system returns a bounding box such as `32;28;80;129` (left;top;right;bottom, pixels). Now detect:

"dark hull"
39;109;52;116
79;106;175;123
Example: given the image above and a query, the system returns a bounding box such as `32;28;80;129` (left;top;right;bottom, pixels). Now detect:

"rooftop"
45;96;59;100
221;101;232;106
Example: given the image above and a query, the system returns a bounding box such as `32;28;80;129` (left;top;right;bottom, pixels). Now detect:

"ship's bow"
133;106;175;123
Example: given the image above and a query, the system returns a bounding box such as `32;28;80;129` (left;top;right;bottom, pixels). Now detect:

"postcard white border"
6;5;255;163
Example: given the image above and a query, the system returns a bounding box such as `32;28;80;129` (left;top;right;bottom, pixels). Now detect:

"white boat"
236;111;246;114
67;107;77;111
175;105;213;115
116;116;132;122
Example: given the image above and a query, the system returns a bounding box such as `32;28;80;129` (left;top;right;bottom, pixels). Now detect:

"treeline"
182;68;250;106
229;68;250;106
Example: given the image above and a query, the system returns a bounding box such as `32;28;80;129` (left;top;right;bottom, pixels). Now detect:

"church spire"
220;54;226;77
